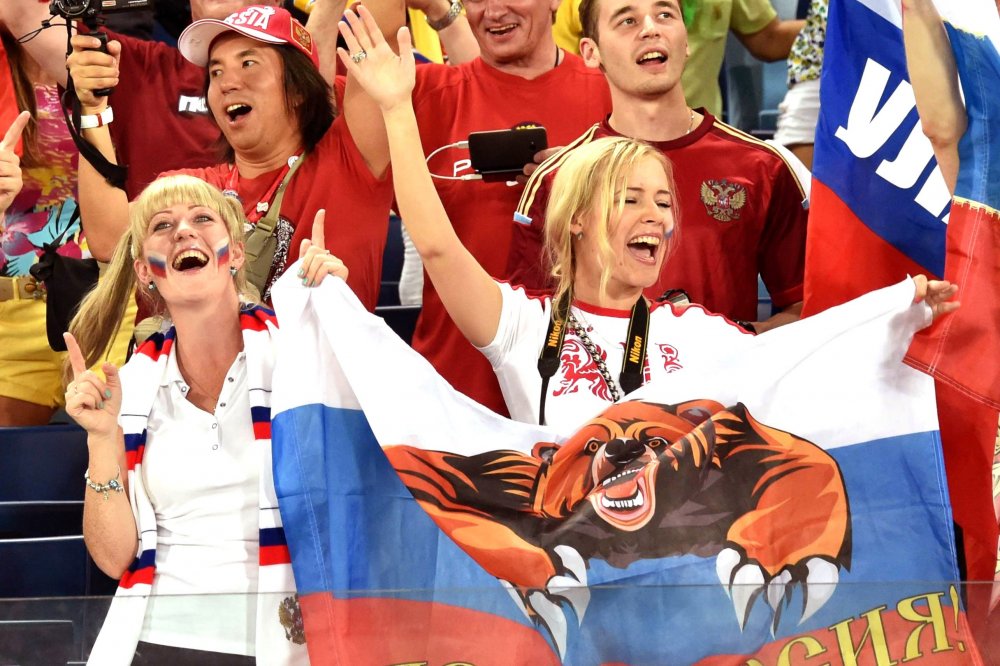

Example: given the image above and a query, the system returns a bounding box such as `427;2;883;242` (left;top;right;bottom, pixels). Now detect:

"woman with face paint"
62;175;344;664
338;9;958;432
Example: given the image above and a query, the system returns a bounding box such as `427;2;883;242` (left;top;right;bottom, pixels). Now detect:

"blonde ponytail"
64;231;144;385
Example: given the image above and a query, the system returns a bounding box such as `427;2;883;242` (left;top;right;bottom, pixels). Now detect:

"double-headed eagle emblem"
701;179;748;222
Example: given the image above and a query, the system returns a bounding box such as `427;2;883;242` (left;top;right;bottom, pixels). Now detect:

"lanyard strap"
225;155;301;225
242;155;307;267
536;296;650;425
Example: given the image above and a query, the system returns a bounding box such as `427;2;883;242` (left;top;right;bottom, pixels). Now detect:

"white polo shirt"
138;349;260;656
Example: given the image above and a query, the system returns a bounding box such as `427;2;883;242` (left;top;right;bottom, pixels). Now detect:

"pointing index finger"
311;209;326;251
0;111;30;153
63;332;88;378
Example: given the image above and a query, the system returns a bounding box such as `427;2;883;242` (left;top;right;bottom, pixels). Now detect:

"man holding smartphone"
508;0;808;335
404;0;612;416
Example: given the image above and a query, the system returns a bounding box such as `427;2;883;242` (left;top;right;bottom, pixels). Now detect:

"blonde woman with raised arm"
337;9;958;431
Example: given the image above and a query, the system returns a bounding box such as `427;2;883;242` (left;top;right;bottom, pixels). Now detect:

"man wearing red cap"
67;5;393;311
0;0;302;201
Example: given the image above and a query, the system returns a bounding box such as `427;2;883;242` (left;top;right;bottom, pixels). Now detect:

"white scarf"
87;306;309;665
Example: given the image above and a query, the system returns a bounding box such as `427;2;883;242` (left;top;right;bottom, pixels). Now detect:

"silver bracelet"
85;465;124;501
426;0;463;31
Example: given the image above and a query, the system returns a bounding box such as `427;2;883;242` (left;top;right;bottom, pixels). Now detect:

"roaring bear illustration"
385;399;851;653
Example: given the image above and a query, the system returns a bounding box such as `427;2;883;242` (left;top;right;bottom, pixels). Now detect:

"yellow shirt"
408;8;446;64
293;0;446;64
551;0;777;116
553;0;584;54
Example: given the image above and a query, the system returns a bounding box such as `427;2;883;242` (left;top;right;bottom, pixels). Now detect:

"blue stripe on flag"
816;0;947;275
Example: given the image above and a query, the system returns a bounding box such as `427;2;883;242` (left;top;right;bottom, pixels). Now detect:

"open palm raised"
337;6;416;112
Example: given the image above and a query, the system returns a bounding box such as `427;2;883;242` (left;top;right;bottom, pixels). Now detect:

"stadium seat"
0;425;118;598
379;214;405;307
0;424;88;502
0;619;76;666
0;501;84;539
0;536;90;598
375;304;421;345
757;274;774;322
0;536;118;599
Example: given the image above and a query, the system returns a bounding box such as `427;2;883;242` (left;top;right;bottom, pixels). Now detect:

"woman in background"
0;29;133;426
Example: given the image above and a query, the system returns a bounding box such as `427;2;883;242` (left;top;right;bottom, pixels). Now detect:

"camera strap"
619;298;651;395
536;295;650;425
58;24;128;191
536;294;570;426
59;80;127;190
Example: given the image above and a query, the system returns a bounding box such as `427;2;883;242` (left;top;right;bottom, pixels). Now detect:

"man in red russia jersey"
0;0;286;199
508;0;808;334
407;0;612;416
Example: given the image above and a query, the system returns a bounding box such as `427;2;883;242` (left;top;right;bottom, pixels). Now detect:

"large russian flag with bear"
268;274;984;664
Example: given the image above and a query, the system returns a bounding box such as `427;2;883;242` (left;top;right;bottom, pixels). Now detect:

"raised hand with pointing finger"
0;110;29;219
63;331;121;440
297;208;349;287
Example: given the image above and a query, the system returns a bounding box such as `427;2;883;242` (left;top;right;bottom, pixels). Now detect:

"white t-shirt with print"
478;282;755;431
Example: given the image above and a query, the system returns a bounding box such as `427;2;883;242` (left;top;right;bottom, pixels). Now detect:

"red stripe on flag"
693;594;983;666
259;544;291;566
936;384;999;585
907;202;1000;409
298;594;560;665
803;180;928;316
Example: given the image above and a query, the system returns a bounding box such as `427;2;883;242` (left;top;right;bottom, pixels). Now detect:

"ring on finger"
351;50;368;64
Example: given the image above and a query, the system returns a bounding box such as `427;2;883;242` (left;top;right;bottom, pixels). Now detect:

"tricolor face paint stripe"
147;253;168;278
215;240;231;266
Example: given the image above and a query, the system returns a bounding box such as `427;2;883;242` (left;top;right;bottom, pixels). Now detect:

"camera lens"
50;0;97;19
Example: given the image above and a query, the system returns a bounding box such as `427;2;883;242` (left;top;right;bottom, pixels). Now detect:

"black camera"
49;0;152;27
49;0;151;96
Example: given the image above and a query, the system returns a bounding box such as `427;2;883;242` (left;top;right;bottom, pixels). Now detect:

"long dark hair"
1;30;40;168
213;45;335;162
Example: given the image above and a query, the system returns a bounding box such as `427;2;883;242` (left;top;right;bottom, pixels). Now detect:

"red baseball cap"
178;5;319;68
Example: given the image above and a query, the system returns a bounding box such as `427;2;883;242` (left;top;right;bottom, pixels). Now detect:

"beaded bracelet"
85;465;124;500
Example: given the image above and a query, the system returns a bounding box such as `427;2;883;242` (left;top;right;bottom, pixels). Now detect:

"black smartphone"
468;127;548;182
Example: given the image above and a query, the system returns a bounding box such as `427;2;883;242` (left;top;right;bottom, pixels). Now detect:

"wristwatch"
78;106;114;130
426;0;463;31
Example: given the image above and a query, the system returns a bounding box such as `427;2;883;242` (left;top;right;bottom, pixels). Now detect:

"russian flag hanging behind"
803;0;953;316
267;273;983;664
806;0;1000;594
